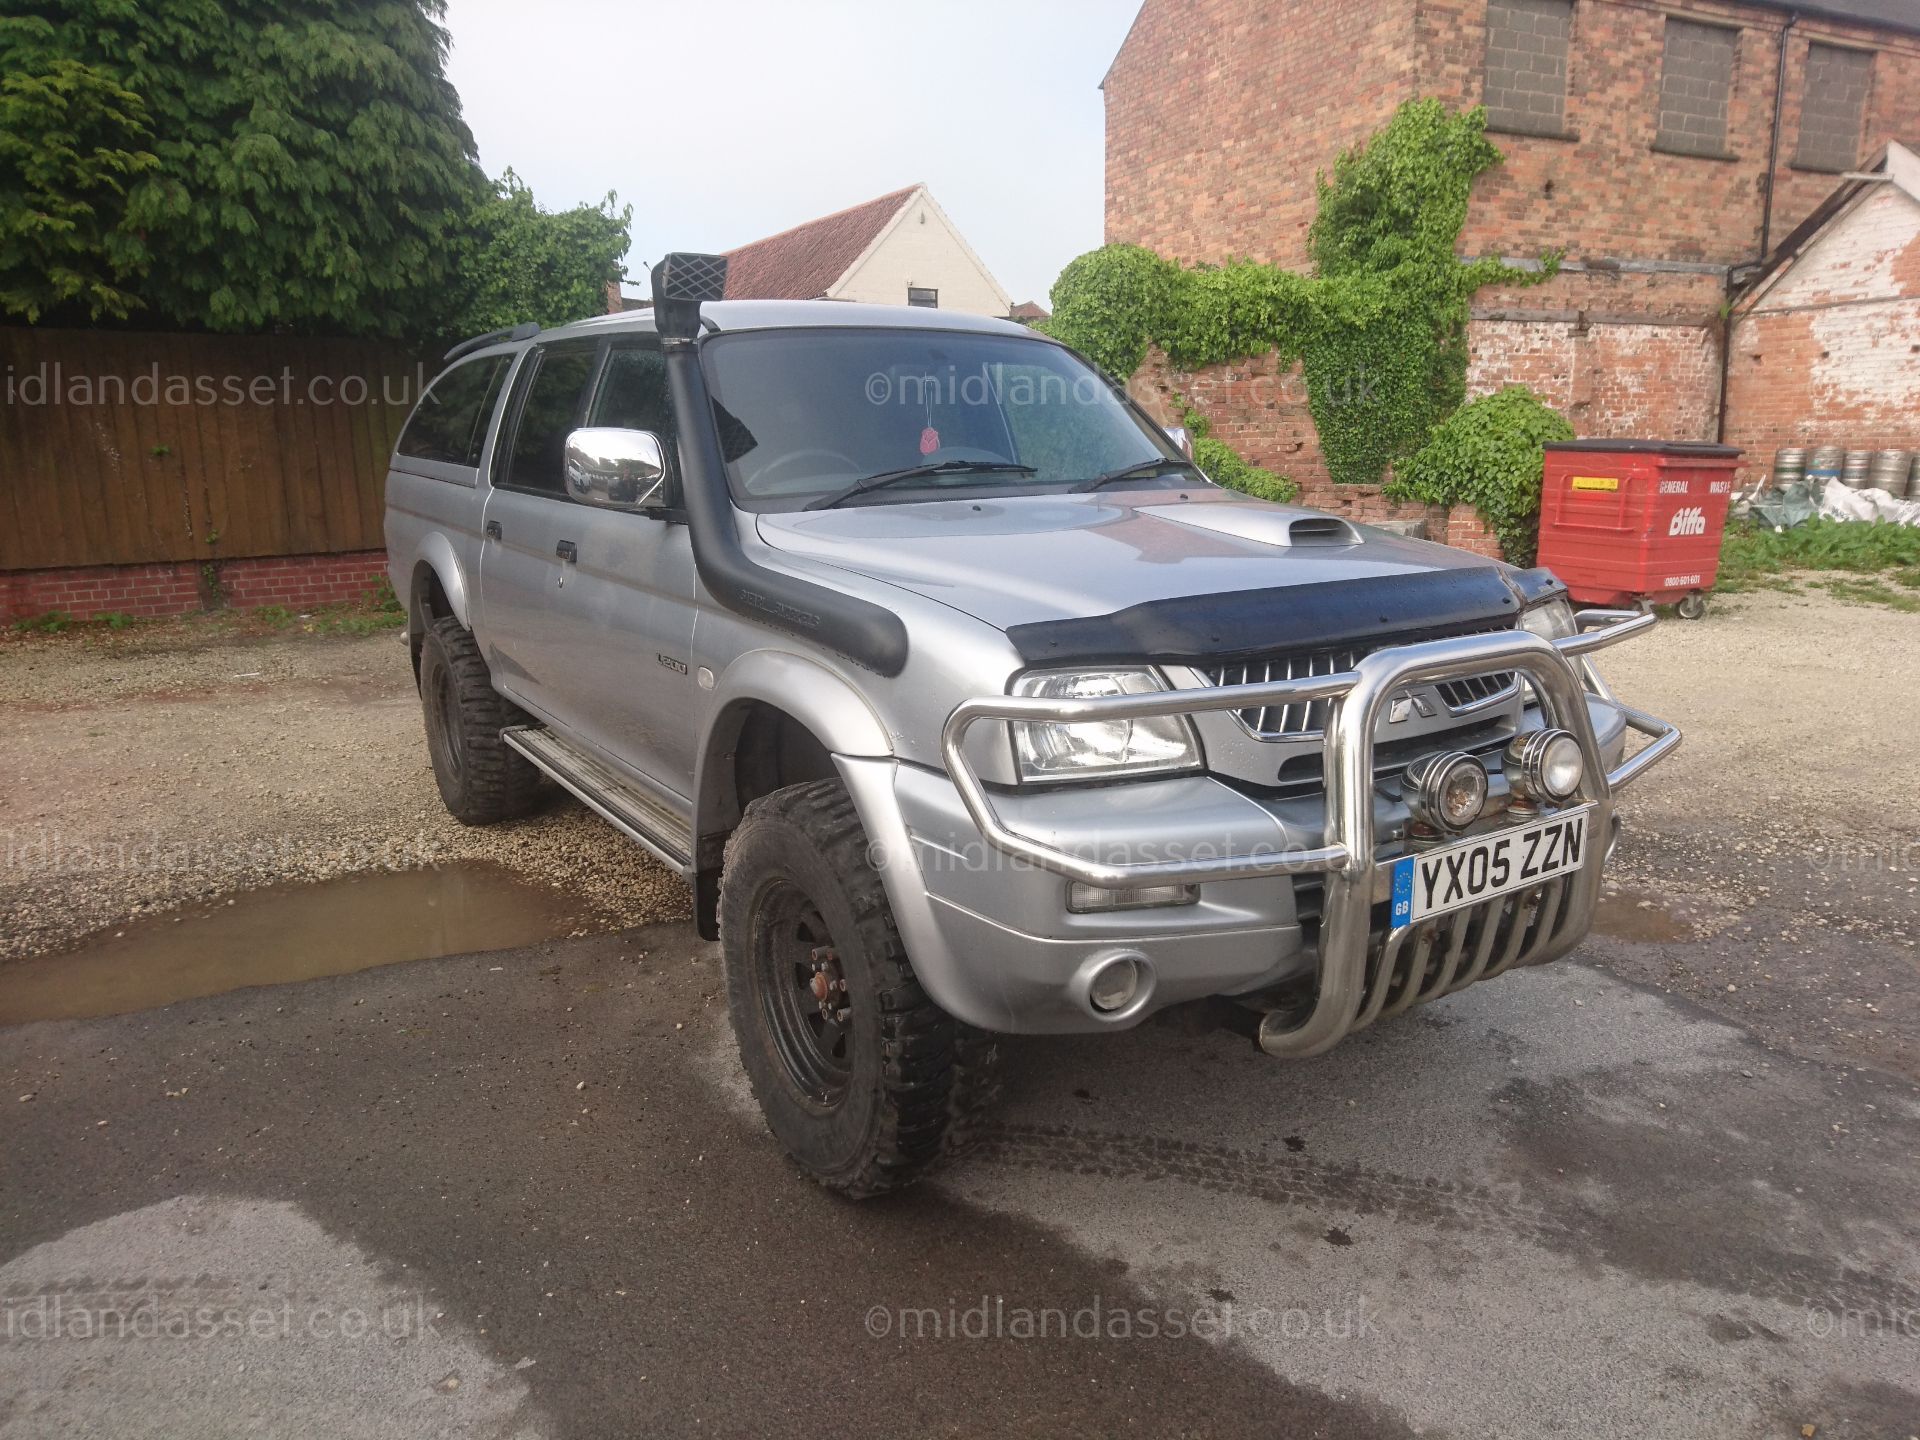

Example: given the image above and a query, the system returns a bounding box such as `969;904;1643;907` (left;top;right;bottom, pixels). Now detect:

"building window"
1483;0;1573;138
1656;20;1736;157
1794;43;1873;173
906;286;939;308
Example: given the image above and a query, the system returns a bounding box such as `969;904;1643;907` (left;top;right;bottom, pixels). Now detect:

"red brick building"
1104;0;1920;496
1724;140;1920;468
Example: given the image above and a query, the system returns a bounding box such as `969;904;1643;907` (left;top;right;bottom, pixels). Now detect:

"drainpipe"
1759;11;1797;262
1719;11;1796;444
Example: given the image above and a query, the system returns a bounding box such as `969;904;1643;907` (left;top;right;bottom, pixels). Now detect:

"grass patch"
11;611;72;634
1719;519;1920;608
1814;577;1920;614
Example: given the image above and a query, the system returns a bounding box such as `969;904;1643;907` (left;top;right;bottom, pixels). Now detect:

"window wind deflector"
1075;458;1202;493
805;459;1037;511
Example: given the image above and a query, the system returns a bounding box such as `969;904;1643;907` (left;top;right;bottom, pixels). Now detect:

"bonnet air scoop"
1134;503;1362;548
1283;516;1363;545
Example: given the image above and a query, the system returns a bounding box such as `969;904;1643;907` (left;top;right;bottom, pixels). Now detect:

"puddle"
0;863;592;1025
1593;887;1698;944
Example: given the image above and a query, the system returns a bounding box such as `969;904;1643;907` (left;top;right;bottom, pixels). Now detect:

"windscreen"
698;328;1183;509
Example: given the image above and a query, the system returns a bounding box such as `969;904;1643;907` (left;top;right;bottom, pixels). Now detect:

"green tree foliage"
0;1;627;340
1046;100;1557;489
451;170;632;333
1385;385;1574;563
0;25;159;321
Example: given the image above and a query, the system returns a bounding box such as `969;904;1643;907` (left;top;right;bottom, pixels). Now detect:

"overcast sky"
440;0;1142;307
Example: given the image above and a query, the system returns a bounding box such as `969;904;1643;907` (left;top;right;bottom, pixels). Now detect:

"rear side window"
396;355;509;467
503;342;602;494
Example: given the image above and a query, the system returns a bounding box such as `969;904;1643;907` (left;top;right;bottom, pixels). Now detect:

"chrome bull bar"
938;608;1681;1058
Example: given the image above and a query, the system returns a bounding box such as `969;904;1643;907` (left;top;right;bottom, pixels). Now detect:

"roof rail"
443;320;540;363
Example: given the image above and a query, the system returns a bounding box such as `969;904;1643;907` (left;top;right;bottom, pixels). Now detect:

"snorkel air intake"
653;254;910;676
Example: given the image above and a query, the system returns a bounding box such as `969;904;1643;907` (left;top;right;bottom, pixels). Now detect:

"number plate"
1388;809;1591;930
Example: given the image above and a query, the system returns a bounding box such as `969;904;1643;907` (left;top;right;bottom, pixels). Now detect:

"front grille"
1205;648;1360;739
1200;626;1519;740
1435;671;1519;712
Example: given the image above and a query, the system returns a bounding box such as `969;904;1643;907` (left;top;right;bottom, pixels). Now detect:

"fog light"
1403;750;1489;833
1067;881;1199;914
1087;955;1143;1013
1505;728;1584;806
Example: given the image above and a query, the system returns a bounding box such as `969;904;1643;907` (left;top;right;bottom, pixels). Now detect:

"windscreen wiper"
1075;457;1204;493
807;459;1037;511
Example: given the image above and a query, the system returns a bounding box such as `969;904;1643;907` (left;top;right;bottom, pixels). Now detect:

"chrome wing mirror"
563;427;668;512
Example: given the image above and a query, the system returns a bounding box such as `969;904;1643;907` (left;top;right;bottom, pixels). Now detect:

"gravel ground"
3;591;1918;1439
1;587;1912;969
0;625;689;961
1602;585;1920;855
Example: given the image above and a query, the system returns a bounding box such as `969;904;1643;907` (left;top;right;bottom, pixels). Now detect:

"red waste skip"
1537;440;1741;621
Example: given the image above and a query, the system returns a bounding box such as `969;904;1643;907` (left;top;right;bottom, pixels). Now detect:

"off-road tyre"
418;616;542;825
721;778;999;1198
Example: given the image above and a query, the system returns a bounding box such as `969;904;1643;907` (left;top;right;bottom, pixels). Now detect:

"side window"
589;342;680;481
589;343;675;438
503;342;602;494
396;355;509;467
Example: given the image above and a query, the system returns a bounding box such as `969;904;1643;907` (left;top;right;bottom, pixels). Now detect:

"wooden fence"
0;328;427;571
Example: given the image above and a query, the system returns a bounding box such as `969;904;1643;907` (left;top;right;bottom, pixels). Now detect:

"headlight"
1518;596;1577;643
1010;669;1201;781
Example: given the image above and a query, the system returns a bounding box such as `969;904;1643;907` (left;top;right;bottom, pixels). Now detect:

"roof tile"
722;186;920;301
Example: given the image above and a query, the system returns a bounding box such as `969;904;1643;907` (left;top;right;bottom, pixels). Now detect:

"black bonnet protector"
1005;565;1566;669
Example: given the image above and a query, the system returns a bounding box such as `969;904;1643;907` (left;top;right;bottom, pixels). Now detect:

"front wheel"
720;779;998;1197
1676;590;1708;621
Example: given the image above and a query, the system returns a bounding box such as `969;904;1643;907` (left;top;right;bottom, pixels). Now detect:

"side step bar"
501;726;695;876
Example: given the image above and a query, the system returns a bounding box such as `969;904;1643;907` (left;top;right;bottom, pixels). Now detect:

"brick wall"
1;551;390;624
1466;318;1723;439
1126;350;1505;556
1103;0;1414;271
1415;0;1920;268
1103;0;1920;469
1110;0;1920;276
1723;180;1920;485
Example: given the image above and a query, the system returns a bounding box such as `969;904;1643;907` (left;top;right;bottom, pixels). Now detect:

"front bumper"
845;609;1679;1044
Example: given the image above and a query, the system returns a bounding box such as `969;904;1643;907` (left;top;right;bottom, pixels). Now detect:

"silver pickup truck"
385;254;1679;1197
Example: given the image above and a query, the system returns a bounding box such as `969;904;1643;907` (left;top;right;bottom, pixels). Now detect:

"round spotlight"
1403;750;1490;833
1505;728;1585;805
1086;954;1144;1014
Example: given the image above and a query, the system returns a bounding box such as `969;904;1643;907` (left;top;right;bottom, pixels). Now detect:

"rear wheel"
1676;590;1707;621
418;616;542;825
721;778;998;1197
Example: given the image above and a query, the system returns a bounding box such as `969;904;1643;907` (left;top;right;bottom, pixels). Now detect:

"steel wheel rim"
430;664;465;782
750;877;852;1104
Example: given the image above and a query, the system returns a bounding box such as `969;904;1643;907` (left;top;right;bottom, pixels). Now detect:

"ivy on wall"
1046;100;1560;490
1386;386;1574;564
1180;407;1299;504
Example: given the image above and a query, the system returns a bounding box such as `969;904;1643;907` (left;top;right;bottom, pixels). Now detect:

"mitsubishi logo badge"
1389;694;1438;723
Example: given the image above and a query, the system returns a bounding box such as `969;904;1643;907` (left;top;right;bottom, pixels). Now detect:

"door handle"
484;519;502;541
556;540;579;563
